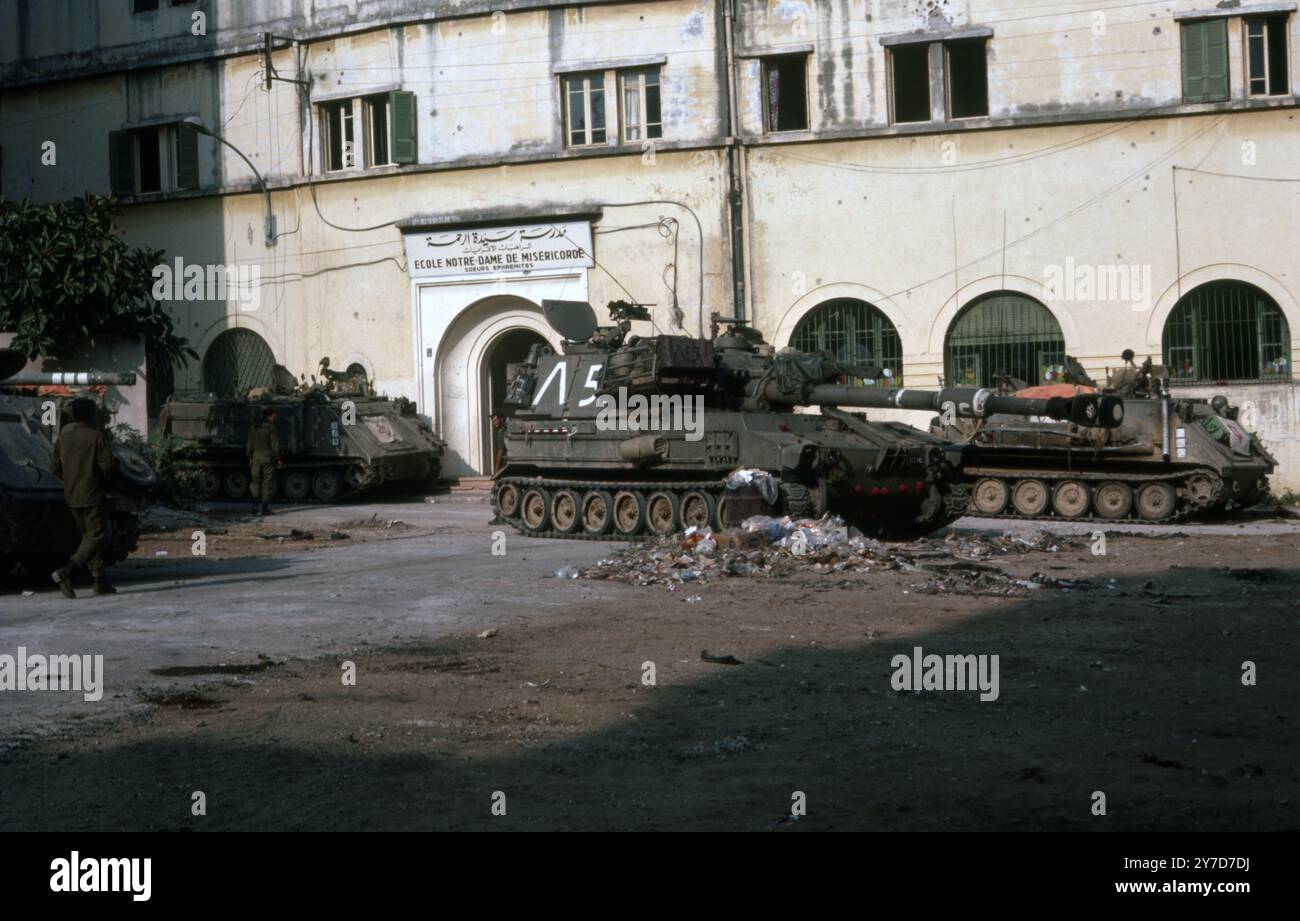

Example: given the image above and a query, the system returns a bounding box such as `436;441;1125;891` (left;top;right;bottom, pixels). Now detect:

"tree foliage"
0;194;196;365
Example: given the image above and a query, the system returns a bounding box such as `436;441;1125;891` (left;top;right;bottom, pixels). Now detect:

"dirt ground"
1;526;1295;832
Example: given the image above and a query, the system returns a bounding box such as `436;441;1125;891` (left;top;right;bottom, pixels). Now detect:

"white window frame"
1245;16;1290;96
620;67;662;142
364;94;395;167
322;99;358;172
564;72;608;148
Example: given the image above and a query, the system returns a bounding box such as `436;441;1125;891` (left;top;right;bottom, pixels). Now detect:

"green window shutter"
109;130;135;196
1203;18;1229;102
176;124;200;190
389;91;417;164
1183;20;1229;103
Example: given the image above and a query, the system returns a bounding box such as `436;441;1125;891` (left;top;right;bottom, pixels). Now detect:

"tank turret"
491;302;1122;539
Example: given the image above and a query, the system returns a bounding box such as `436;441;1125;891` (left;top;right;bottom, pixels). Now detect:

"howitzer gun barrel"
774;384;1124;428
4;371;137;386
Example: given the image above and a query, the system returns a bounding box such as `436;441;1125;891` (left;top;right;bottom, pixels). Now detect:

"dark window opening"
323;100;355;171
366;95;390;166
791;299;904;387
133;0;160;12
764;55;809;132
1163;281;1291;383
946;39;989;118
131;126;161;193
891;44;932;123
945;293;1066;388
1246;15;1289;97
564;73;607;147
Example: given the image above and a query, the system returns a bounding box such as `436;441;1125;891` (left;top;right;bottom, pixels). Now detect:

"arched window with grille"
789;298;904;386
945;292;1066;388
202;328;276;396
1162;281;1291;384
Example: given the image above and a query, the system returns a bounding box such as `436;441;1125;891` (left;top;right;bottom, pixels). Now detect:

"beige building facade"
3;0;1298;484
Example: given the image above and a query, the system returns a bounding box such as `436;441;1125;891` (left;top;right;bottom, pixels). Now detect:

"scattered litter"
553;566;580;579
260;529;315;541
154;550;169;557
685;595;703;603
21;591;34;597
577;514;1092;596
478;628;498;639
329;531;350;541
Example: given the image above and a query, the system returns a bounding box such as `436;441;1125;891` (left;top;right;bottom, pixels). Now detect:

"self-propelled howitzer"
491;302;1123;539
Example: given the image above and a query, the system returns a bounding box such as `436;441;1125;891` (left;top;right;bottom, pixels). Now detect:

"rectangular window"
133;0;160;12
365;95;391;166
132;126;161;194
763;54;809;132
621;67;663;142
323;100;356;171
891;44;932;123
565;73;607;147
1246;15;1289;97
1181;19;1230;103
946;39;989;118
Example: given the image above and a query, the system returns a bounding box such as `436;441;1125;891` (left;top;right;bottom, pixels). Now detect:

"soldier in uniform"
50;398;118;598
247;407;281;516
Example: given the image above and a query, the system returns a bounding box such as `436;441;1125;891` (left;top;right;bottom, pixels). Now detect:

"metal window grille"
790;298;904;386
945;293;1065;388
202;328;277;397
1163;281;1292;384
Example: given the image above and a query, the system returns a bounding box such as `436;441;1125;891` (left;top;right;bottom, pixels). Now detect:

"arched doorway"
1162;280;1291;383
431;293;564;476
202;328;276;396
481;328;549;473
945;292;1065;388
790;298;904;385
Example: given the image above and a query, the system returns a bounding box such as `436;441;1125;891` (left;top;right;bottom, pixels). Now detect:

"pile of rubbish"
577;514;1096;596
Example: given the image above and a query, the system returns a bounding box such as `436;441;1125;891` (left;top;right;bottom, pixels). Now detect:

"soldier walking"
50;398;118;598
247;407;281;515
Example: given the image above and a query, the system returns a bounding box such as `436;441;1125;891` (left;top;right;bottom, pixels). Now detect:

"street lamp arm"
183;119;277;247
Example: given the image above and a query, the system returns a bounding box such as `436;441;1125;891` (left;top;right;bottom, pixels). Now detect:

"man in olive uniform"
50;398;118;598
247;407;281;516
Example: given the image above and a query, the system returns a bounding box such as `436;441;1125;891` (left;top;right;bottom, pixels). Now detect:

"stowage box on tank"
491;301;1124;539
931;355;1277;522
160;362;445;502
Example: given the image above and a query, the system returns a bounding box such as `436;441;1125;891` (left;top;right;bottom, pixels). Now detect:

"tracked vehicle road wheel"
495;482;521;520
311;469;342;502
1094;482;1133;519
222;470;250;499
195;469;222;499
679;490;716;531
280;470;311;502
645;491;680;536
612;490;646;536
1186;473;1220;508
520;487;551;533
1137;482;1176;521
972;478;1009;515
1011;479;1049;517
581;490;615;536
550;489;581;535
1052;480;1091;518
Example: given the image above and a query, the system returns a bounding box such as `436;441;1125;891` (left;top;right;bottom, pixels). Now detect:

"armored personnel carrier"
0;349;154;578
491;301;1123;539
931;354;1277;522
160;361;444;502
